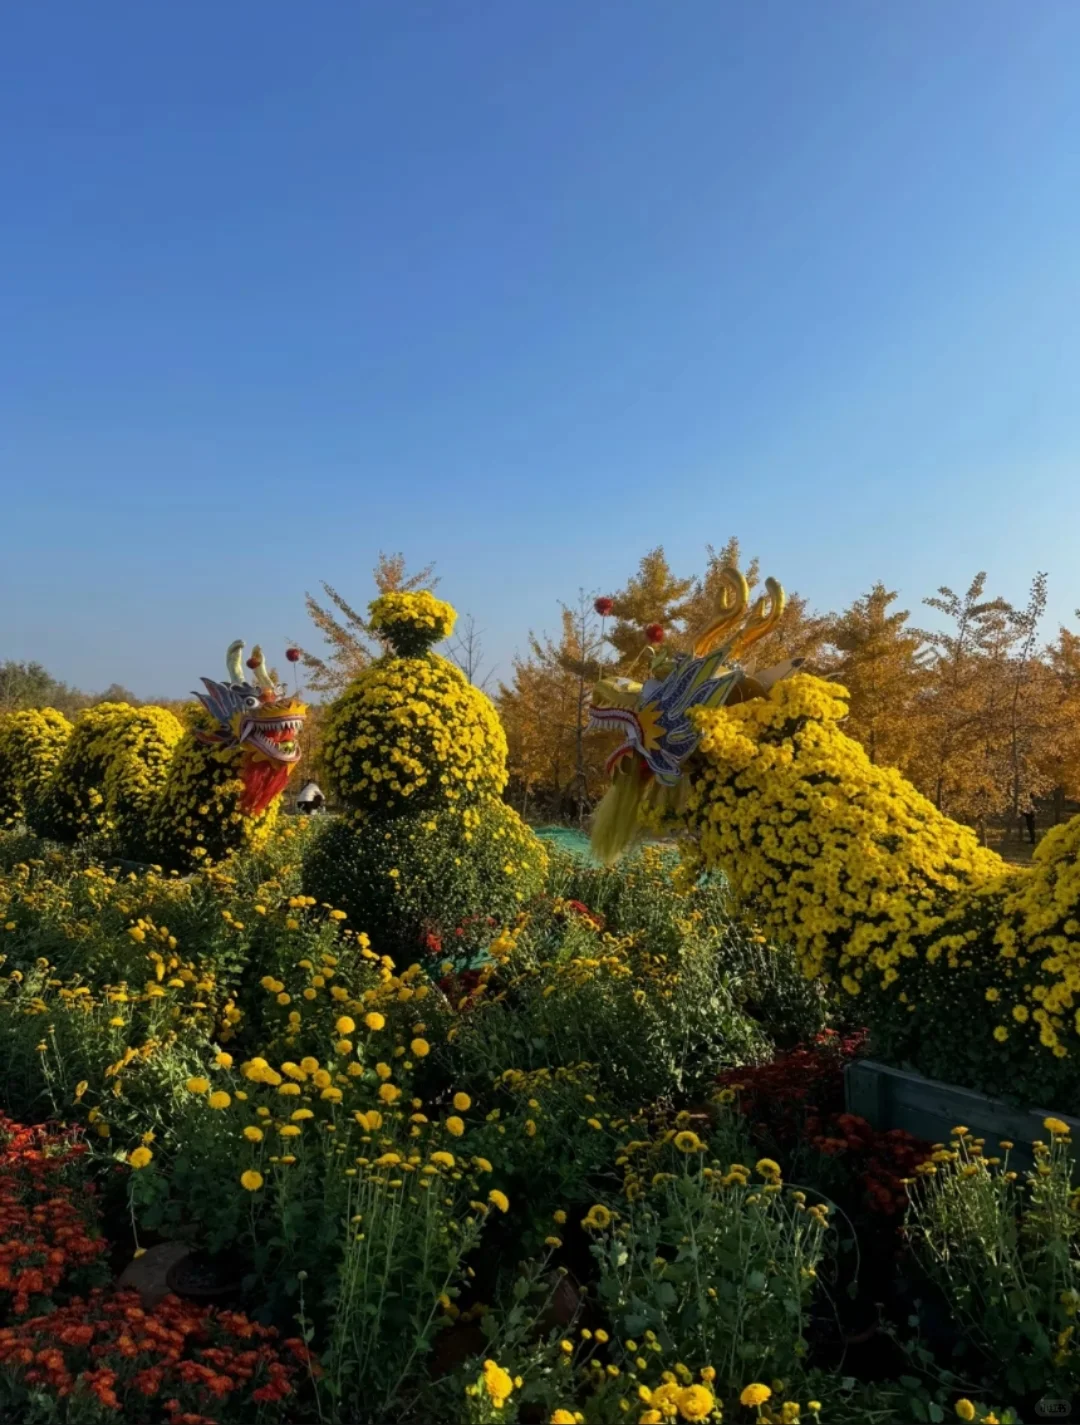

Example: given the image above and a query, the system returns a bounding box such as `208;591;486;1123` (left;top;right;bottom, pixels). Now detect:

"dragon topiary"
587;565;1080;1104
0;642;307;871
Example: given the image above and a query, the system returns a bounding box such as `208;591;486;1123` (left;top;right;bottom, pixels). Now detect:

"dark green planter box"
845;1058;1080;1168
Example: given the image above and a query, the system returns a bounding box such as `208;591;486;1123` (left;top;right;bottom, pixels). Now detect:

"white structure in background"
295;780;325;814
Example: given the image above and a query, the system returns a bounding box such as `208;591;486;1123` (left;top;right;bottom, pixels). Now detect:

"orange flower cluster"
0;1288;314;1417
0;1115;107;1315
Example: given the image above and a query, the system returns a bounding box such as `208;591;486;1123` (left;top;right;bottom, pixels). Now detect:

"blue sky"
3;0;1079;698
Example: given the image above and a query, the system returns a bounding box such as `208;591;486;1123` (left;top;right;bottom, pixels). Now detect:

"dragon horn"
692;567;751;657
250;645;276;690
727;578;786;663
226;641;245;684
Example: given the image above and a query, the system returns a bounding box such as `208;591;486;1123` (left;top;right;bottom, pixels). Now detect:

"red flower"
645;623;665;645
594;597;614;617
716;1030;931;1219
561;899;606;931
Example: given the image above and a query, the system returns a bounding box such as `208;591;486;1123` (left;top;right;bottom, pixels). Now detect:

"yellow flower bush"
0;707;72;829
686;676;1005;987
322;654;508;821
0;693;293;869
3;697;270;871
322;591;506;822
367;589;457;653
909;1126;1080;1401
29;702;137;843
99;705;185;860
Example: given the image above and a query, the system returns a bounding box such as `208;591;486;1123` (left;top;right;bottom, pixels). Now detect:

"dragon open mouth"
246;716;304;762
588;706;640;732
587;704;646;776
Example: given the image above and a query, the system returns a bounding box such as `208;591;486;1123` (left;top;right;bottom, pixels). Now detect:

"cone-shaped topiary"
306;589;545;962
0;708;73;829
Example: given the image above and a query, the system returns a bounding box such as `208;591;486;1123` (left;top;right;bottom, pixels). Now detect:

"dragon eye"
244;695;260;710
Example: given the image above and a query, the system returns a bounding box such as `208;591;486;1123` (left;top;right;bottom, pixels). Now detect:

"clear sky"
3;0;1079;698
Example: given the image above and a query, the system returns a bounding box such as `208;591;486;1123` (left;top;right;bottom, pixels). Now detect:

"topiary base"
301;798;547;965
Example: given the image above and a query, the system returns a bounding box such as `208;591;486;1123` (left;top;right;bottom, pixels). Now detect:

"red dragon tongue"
238;756;293;817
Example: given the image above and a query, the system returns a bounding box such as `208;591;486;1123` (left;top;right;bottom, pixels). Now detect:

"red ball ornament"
645;623;665;645
594;596;614;617
246;656;260;670
285;647;301;663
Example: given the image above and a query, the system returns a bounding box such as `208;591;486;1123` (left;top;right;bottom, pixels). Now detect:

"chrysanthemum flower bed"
0;1116;109;1315
0;1288;313;1418
0;826;1040;1424
716;1031;932;1219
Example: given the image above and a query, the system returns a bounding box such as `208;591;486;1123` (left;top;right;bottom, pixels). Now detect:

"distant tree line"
0;661;141;718
495;539;1080;842
8;539;1080;844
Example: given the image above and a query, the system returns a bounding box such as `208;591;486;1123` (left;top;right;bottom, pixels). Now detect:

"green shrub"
545;842;828;1049
591;1135;827;1397
907;1122;1080;1402
302;799;547;963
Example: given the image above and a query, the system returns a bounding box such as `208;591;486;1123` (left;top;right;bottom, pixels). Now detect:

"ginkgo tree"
820;582;929;772
296;553;439;695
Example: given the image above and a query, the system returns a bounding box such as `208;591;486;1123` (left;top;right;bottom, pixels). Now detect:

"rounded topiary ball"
322;591;508;822
28;703;137;843
0;708;73;830
302;795;547;963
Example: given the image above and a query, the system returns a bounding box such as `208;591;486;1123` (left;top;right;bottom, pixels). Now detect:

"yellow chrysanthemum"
740;1383;772;1407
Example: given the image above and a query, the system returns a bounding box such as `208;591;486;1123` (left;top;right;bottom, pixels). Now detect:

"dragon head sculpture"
193;641;308;816
587;568;802;861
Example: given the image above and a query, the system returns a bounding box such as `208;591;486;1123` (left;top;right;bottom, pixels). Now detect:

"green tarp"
532;825;595;860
